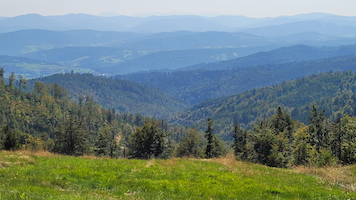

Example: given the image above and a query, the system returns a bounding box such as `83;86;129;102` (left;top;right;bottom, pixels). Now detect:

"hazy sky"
0;0;355;17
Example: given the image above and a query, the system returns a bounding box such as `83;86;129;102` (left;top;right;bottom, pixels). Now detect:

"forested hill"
29;73;187;118
0;76;148;155
169;71;356;137
180;44;356;71
119;53;356;105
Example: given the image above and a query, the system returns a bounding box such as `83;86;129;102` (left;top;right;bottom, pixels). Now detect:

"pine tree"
9;72;15;87
109;140;119;158
18;75;27;91
292;126;313;165
204;118;225;158
308;105;329;152
176;128;204;158
232;121;248;160
95;127;110;157
2;125;20;150
53;117;89;156
128;120;168;159
205;118;215;158
0;67;5;85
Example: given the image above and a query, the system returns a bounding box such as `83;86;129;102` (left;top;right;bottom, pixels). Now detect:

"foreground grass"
0;151;356;199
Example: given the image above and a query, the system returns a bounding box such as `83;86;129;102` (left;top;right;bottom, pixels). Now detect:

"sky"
0;0;355;18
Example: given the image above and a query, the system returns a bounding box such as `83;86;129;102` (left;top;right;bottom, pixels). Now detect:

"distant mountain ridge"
241;20;356;38
0;29;141;55
119;48;356;105
1;13;356;34
180;44;356;71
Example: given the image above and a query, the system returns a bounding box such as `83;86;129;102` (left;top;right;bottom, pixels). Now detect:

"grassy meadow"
0;151;356;199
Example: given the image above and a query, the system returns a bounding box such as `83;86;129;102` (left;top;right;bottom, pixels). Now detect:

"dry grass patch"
294;165;356;191
210;153;238;172
13;150;54;157
145;159;155;168
157;158;179;168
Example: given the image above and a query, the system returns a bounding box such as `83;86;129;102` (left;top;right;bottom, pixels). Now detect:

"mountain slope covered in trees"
119;53;356;105
169;71;356;137
0;75;141;155
180;44;356;71
29;73;187;117
22;45;279;75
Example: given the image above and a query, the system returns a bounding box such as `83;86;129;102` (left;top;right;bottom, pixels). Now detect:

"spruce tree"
9;72;15;87
308;105;329;152
205;118;214;158
2;125;20;150
128;120;168;159
176;128;204;158
232;121;248;160
53;117;89;156
95;127;110;157
0;67;4;85
18;75;27;91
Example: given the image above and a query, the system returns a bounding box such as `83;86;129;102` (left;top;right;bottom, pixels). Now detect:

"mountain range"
1;13;356;34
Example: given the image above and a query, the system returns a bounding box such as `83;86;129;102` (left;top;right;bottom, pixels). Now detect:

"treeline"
0;69;166;156
232;106;356;167
170;70;356;138
0;69;221;159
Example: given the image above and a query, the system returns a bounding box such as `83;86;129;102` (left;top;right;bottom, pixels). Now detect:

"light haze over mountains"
0;13;356;34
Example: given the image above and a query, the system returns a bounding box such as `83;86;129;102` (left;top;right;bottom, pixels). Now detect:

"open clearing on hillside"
0;151;356;199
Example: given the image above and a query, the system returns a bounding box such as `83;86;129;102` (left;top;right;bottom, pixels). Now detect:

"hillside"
0;75;152;154
119;52;356;105
169;71;356;134
0;151;355;199
21;46;148;74
120;32;279;50
181;44;356;71
23;45;279;75
29;73;187;118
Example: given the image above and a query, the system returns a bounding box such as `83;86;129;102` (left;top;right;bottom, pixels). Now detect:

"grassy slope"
0;151;355;199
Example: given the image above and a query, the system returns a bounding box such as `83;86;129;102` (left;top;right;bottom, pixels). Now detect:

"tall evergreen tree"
205;118;215;158
18;75;27;91
308;105;329;152
95;126;110;157
53;117;89;156
2;125;20;150
232;121;248;160
128;120;168;159
204;118;225;158
9;72;15;87
0;67;4;85
292;126;313;165
176;128;204;158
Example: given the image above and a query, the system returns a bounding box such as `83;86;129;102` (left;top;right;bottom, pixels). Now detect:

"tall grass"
0;151;355;199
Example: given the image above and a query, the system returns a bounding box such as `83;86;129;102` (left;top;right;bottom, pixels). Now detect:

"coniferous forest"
3;67;356;169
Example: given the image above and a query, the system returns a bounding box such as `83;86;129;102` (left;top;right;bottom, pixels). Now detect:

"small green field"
0;63;94;79
0;151;356;199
